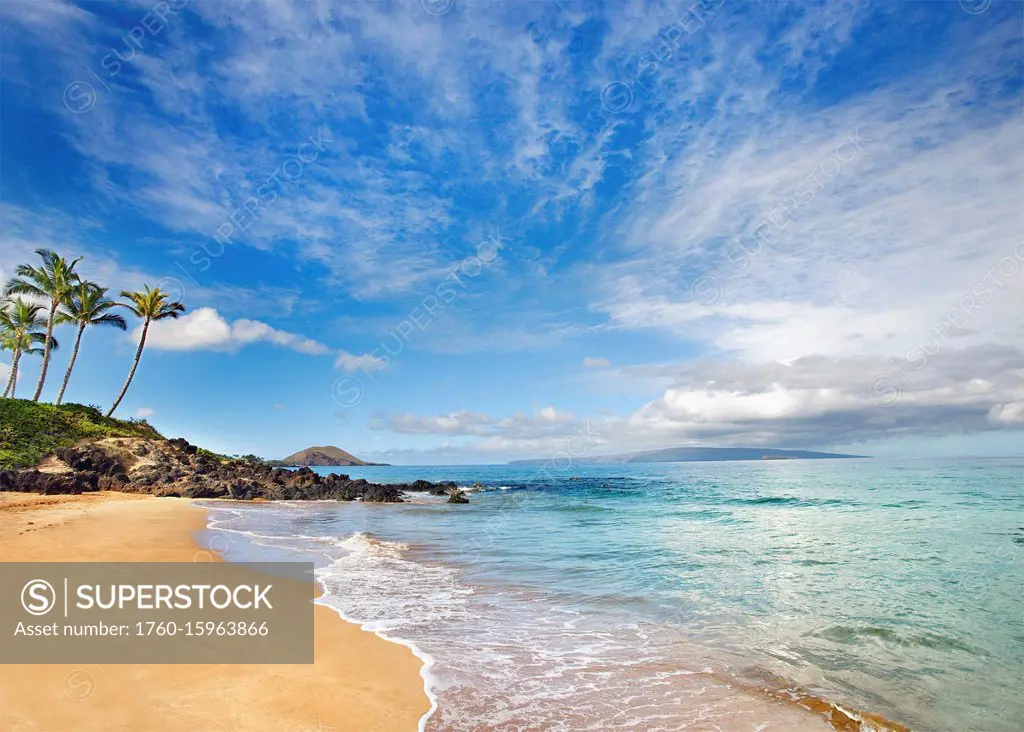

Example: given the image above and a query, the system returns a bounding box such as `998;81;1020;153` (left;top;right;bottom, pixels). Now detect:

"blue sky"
1;0;1022;463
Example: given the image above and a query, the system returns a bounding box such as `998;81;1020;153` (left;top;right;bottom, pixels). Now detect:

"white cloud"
4;0;1022;459
370;406;578;441
365;346;1024;459
334;351;387;373
371;411;495;436
988;402;1024;425
139;307;330;355
134;407;156;418
140;307;231;351
534;406;569;423
230;319;331;355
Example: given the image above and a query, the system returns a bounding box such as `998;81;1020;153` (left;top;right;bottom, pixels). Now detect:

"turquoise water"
203;458;1024;731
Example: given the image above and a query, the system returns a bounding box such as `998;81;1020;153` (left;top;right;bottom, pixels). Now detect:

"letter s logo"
21;579;56;616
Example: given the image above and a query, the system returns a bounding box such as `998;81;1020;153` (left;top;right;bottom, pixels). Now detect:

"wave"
551;503;613;513
313;532;452;732
461;484;514;493
201;513;460;732
196;502;915;731
332;530;408;557
812;625;977;653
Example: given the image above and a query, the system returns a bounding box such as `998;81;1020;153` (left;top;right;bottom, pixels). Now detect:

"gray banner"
1;562;314;664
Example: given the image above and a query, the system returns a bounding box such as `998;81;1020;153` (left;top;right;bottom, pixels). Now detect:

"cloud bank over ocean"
0;0;1020;461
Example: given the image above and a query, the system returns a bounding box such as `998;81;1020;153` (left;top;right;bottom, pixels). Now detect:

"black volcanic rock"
167;437;198;455
1;440;466;504
55;445;125;476
1;469;98;495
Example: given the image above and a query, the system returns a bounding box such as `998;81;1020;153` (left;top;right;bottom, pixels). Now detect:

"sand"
0;492;430;731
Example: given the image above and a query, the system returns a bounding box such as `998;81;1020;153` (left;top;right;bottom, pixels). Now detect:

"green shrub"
0;399;164;469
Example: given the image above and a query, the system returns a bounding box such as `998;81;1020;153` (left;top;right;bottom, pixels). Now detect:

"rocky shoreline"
0;438;468;503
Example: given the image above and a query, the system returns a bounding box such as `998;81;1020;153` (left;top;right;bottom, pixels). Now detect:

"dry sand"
0;491;430;731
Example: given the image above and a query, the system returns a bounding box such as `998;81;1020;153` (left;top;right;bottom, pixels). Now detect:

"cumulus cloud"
134;407;156;418
370;407;576;440
366;347;1024;459
334;351;387;373
139;307;330;355
608;347;1024;447
988;402;1024;425
230;319;331;355
370;411;495;436
4;0;1022;460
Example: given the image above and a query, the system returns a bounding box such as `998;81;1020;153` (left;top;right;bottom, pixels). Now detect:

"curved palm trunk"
31;298;58;402
107;319;149;417
55;323;86;406
4;348;22;398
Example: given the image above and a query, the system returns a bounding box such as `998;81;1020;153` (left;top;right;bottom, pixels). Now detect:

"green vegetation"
6;248;82;402
198;447;230;462
1;248;186;414
0;252;193;471
0;298;54;399
54;282;127;405
0;399;162;470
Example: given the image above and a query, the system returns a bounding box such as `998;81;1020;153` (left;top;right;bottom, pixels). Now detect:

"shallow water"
200;458;1024;731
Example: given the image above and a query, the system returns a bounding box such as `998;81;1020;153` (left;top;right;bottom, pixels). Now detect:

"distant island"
508;446;864;466
271;445;388;467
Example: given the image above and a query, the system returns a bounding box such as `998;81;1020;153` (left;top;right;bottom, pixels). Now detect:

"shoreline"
206;499;912;732
0;489;915;731
0;491;430;731
201;503;442;732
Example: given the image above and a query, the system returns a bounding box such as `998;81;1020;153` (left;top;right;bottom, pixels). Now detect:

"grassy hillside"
0;399;163;470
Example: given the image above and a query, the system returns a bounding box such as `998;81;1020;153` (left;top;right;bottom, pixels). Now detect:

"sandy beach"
0;491;430;732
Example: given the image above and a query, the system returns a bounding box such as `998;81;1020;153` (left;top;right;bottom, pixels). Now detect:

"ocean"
199;458;1024;731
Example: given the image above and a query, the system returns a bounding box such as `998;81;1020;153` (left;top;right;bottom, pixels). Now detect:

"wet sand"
0;492;430;731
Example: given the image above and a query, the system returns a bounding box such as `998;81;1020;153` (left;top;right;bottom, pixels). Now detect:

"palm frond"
4;277;47;299
118;285;186;321
7;250;83;303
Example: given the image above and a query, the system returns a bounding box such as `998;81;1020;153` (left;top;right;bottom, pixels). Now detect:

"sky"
0;0;1022;464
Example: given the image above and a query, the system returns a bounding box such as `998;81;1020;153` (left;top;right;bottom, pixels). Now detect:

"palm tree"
107;285;185;417
0;299;58;399
0;290;10;396
5;249;82;401
54;282;128;405
0;333;16;398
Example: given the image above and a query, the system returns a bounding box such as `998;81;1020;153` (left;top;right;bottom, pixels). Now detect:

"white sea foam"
312;530;470;732
199;504;839;731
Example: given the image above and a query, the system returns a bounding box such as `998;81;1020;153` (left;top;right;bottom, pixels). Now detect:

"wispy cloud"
2;0;1020;458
